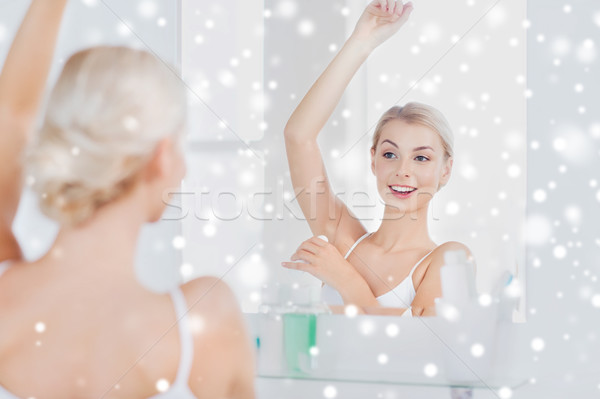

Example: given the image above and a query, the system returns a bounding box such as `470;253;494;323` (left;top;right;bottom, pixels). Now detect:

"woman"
0;3;254;398
282;0;474;317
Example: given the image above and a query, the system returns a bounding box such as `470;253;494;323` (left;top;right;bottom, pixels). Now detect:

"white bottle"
437;250;497;383
257;284;286;375
439;249;476;305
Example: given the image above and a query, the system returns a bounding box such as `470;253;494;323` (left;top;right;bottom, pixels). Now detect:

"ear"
438;156;453;190
370;147;376;175
143;138;173;182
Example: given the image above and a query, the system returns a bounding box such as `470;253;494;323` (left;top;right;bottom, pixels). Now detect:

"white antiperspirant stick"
440;250;477;304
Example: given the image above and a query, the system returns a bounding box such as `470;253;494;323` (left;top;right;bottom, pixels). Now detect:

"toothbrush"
492;271;513;297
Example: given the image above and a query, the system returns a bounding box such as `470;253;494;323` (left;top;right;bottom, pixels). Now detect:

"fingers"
379;0;401;15
316;234;329;243
310;235;329;247
282;261;310;271
370;0;404;17
290;248;316;263
281;259;317;277
298;240;323;255
283;235;334;270
397;1;414;19
295;236;328;257
374;0;394;16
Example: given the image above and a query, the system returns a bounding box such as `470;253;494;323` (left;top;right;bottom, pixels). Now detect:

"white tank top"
0;260;197;399
321;233;434;312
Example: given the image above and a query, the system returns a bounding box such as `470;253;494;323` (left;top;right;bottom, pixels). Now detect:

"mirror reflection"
180;0;526;316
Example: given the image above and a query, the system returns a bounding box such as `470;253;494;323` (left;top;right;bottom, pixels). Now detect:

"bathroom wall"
519;0;600;396
177;0;267;309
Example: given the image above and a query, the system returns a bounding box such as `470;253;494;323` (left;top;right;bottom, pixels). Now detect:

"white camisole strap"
169;288;195;386
147;288;197;398
408;250;433;279
343;232;372;259
321;233;372;305
0;260;13;277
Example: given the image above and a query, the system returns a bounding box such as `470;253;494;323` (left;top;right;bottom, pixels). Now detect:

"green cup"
283;313;317;373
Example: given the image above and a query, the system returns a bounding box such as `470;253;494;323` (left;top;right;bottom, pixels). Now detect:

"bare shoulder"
427;241;475;270
179;276;248;347
434;241;473;254
411;242;475;315
180;277;255;398
180;276;242;325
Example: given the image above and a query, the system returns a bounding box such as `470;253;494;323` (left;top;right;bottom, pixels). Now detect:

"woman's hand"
350;0;414;50
282;236;362;293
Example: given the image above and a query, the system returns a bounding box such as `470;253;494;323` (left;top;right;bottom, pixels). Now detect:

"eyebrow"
381;140;434;152
412;146;435;152
381;139;398;148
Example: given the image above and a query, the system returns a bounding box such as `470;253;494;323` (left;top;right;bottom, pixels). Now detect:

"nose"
395;158;411;177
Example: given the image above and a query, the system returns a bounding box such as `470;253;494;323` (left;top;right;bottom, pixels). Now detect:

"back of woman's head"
27;46;186;226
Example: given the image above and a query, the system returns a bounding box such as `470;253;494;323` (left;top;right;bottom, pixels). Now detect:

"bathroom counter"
245;312;531;398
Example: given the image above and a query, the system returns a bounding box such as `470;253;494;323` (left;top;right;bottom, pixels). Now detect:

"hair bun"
26;46;186;226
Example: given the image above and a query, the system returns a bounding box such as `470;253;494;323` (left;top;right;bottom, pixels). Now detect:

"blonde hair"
26;46;186;226
371;102;454;159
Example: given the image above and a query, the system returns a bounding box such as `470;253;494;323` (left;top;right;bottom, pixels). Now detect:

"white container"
439;250;477;305
436;249;497;383
435;299;499;383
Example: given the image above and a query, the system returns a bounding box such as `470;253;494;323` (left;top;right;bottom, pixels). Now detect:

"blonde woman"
282;0;474;317
0;4;254;399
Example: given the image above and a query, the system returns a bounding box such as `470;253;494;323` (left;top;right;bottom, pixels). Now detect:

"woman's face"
371;119;452;216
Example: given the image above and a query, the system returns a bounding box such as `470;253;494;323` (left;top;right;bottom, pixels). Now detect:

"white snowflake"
423;363;438;377
531;337;545;352
298;19;315;36
323;385;337;398
138;1;158;18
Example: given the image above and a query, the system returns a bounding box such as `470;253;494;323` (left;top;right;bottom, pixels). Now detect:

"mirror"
179;0;527;318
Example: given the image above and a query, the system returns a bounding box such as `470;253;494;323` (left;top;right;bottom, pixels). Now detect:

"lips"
389;185;417;198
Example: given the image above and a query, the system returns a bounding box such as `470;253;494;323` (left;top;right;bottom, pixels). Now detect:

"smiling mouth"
389;185;417;194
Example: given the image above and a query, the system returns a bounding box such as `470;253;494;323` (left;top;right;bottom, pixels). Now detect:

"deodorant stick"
440;249;477;304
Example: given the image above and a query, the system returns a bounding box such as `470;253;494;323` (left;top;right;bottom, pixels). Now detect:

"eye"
383;152;397;159
415;155;429;162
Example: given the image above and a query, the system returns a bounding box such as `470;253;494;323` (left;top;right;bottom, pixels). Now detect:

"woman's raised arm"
284;1;413;247
0;0;68;261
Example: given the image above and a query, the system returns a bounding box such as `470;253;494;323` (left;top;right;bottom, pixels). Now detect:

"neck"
42;189;149;282
372;203;435;253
